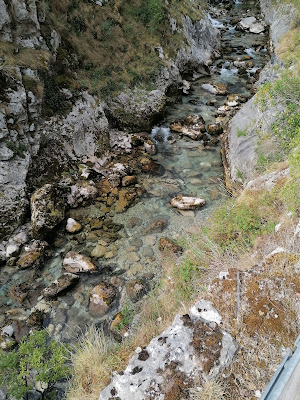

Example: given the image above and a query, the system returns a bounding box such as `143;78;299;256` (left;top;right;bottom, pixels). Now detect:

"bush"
133;0;164;32
0;330;71;399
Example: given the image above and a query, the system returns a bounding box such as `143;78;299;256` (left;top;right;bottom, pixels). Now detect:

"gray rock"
99;300;238;400
31;184;67;238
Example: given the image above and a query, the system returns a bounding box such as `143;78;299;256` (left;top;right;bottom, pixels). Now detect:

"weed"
236;168;245;183
6;141;27;158
237;128;248;137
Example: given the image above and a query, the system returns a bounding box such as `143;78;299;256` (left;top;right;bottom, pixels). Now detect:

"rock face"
222;0;295;190
99;300;238;400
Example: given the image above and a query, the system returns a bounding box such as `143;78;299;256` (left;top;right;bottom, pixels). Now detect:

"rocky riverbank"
2;0;299;399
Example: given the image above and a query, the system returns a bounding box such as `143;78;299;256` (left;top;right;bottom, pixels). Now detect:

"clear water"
0;1;270;341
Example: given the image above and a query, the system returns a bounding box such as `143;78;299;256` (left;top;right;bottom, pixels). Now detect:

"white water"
150;126;170;144
208;14;224;29
245;47;256;58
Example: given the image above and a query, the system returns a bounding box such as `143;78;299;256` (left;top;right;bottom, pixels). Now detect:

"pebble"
129;238;143;248
145;235;157;247
142;247;154;258
127;264;144;277
91;245;107;258
126;245;137;252
127;252;140;262
105;250;117;259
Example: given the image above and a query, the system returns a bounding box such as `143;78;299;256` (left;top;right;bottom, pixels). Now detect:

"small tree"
0;330;71;399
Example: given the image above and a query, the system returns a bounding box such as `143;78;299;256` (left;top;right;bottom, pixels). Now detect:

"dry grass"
189;379;227;400
67;262;188;400
68;177;300;400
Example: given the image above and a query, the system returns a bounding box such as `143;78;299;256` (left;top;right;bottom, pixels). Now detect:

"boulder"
30;184;66;239
63;251;97;273
159;237;183;255
126;279;148;302
249;23;265;34
169;115;206;140
89;282;116;317
170;195;206;210
16;250;41;269
42;273;79;298
207;123;223;135
122;175;136;187
238;16;257;30
9;282;32;303
115;188;139;213
99;300;238;400
144;139;157;155
107;89;166;132
202;83;228;95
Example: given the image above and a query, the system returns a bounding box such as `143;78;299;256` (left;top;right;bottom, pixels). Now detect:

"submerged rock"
63;251;97;273
16;250;41;269
99;300;238;400
42;273;79;298
207;123;223;135
115;188;139;213
170;195;206;210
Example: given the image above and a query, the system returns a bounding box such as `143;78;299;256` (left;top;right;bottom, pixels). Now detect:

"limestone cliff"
222;0;295;191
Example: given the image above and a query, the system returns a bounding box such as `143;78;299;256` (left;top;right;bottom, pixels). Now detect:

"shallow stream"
0;0;270;343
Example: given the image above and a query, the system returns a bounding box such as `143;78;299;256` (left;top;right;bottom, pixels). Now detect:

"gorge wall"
0;0;220;241
222;0;295;190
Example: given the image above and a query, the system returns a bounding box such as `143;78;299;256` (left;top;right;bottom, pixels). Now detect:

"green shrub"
0;330;71;400
133;0;164;32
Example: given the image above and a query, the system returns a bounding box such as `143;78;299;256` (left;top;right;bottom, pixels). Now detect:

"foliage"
280;129;300;213
203;199;277;251
237;128;248;137
115;305;135;332
132;0;164;32
0;330;71;399
6;141;27;158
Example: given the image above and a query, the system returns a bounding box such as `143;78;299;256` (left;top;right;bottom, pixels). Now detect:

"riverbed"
0;0;270;344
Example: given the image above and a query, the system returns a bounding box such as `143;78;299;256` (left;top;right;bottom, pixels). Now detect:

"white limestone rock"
99;300;238;400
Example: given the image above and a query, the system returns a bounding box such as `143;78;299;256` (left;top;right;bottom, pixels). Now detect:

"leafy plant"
115;305;135;332
0;330;71;400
